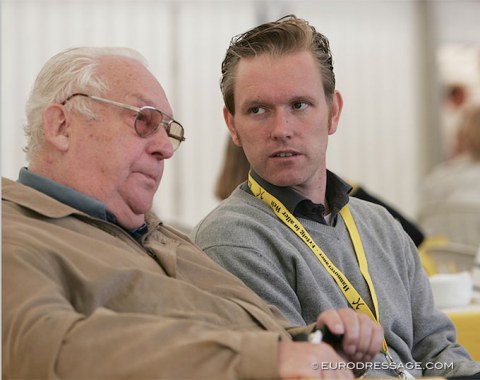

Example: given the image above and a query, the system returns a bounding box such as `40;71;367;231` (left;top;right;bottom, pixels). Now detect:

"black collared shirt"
17;167;148;239
249;169;352;226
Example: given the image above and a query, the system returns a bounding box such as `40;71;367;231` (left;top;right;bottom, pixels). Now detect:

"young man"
191;15;480;379
2;46;382;379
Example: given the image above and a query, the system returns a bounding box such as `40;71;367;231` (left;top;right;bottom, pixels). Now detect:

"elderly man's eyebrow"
130;94;173;114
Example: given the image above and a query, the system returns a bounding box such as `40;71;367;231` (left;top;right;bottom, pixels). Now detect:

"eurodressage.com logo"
312;361;454;371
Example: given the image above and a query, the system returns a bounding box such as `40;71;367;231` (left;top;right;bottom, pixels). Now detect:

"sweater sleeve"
192;217;308;327
349;200;480;377
404;233;480;378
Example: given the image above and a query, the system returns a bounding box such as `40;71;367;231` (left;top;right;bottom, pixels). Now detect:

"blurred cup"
429;271;473;309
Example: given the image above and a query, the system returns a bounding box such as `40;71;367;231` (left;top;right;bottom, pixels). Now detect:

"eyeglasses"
61;93;186;150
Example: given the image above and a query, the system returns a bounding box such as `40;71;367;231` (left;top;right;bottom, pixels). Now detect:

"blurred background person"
419;105;480;211
417;105;480;272
440;83;471;160
215;137;250;201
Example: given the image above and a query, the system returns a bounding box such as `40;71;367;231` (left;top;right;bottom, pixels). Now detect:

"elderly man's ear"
43;104;70;152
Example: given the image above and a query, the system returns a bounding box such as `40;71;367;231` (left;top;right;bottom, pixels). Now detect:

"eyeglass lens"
135;108;184;150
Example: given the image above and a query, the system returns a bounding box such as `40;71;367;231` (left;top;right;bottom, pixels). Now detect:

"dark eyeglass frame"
61;93;185;150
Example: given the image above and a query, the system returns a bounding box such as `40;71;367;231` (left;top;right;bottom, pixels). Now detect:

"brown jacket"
2;178;309;379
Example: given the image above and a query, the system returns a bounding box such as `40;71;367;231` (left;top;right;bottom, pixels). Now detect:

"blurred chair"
473;245;480;302
417;201;480;248
420;239;477;274
447;307;480;361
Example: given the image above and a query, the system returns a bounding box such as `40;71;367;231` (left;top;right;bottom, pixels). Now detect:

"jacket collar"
2;176;162;231
2;176;84;219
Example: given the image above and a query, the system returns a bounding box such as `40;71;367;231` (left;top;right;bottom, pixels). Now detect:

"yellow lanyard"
248;173;389;354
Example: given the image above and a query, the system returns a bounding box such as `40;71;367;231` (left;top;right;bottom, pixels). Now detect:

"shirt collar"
17;167;148;238
249;170;304;211
249;169;352;224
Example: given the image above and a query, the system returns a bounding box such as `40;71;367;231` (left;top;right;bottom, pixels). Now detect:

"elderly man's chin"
128;193;155;216
125;181;159;213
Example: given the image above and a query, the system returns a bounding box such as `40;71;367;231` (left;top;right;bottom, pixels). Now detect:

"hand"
277;341;353;379
316;308;384;368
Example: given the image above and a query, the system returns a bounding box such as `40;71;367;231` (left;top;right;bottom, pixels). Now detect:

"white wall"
2;0;477;229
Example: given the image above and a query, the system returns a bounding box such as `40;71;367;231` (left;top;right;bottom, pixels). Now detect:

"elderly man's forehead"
97;55;146;77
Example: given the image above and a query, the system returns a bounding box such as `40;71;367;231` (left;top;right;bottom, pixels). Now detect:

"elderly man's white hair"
24;46;148;162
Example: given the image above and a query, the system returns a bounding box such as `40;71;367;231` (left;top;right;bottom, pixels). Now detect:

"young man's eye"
249;106;266;115
292;102;308;110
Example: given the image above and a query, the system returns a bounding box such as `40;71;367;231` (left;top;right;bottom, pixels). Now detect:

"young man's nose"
270;110;293;140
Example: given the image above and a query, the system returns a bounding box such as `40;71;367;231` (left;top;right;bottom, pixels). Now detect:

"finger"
350;313;373;362
351;313;384;362
363;320;384;361
335;309;360;357
316;309;346;336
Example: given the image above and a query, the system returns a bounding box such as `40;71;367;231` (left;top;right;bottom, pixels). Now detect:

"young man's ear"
223;106;242;147
328;90;344;135
42;104;70;152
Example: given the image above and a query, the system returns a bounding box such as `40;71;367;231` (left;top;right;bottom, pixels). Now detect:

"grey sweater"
191;183;480;378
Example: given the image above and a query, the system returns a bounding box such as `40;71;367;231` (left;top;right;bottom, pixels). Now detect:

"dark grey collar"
248;169;351;225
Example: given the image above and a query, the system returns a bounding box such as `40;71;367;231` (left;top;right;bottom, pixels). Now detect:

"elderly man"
2;46;383;379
